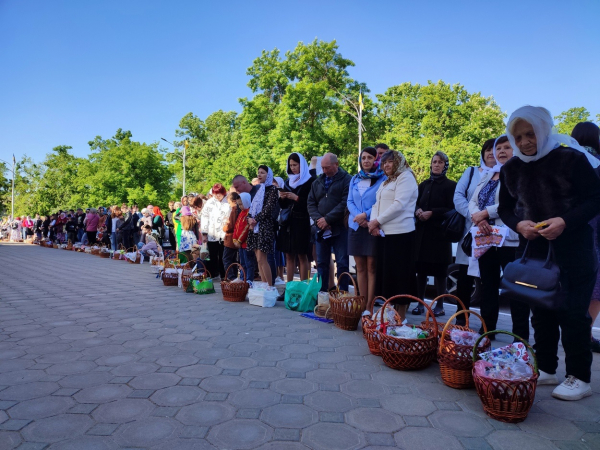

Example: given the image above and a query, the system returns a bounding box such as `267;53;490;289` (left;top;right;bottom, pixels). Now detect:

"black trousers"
455;264;474;326
531;231;596;382
478;246;530;340
207;241;225;279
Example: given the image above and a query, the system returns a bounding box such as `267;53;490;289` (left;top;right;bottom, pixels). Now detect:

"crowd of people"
1;106;600;402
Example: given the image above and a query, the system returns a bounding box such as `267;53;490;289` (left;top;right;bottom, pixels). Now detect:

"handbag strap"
519;240;556;269
465;166;475;198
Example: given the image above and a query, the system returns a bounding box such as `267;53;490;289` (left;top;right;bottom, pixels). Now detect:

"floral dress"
247;185;278;254
179;229;197;252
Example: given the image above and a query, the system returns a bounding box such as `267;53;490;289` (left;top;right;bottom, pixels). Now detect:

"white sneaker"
551;375;592;401
274;277;286;285
537;370;559;385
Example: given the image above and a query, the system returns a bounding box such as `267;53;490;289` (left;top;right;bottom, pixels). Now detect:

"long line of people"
2;107;599;401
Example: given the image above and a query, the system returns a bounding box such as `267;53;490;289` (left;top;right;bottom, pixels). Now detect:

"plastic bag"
285;274;322;312
387;325;429;339
478;342;529;364
192;278;215;295
474;360;533;381
248;286;278;307
450;330;481;346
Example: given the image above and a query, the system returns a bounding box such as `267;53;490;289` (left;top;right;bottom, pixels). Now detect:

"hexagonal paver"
301;423;364;450
176;402;235;426
151;386;206;406
156;355;199;367
346;407;405;433
277;359;318;373
272;379;317;396
58;372;113;389
92;399;154;423
35;352;82;364
341;380;388;398
129;373;180;390
394;427;463;450
229;389;281;409
95;354;140;366
337;360;380;374
216;357;257;370
261;404;318;428
0;382;60;401
281;344;319;354
536;398;600;422
110;363;158;377
413;382;464;401
380;393;437;416
306;369;351;384
208;419;272;449
22;413;93;443
8;396;74;420
304;391;354;412
200;375;246;393
0;359;34;373
116;417;180;447
517;412;584;441
428;410;492;437
176;365;222;379
486;430;558;450
0;369;45;385
150;438;218;450
45;435;118;449
241;367;286;382
46;361;97;375
307;352;347;364
74;384;132;404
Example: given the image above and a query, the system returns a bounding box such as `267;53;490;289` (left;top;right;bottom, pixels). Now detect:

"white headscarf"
487;135;509;174
274;177;285;189
287;153;311;189
239;192;251;210
249;166;274;233
507;106;600;168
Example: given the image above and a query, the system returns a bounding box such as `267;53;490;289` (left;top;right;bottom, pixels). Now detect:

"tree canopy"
3;39;598;216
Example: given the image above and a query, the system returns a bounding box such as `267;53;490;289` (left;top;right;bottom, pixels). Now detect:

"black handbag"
441;167;475;242
461;232;472;257
500;241;565;310
278;205;293;227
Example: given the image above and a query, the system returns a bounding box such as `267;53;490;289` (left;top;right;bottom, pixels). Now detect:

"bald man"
307;153;352;292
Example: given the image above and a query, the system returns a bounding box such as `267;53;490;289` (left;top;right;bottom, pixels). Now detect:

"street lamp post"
161;138;187;197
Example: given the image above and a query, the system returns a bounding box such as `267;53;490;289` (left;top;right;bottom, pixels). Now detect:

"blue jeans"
222;246;239;280
111;232;117;251
239;248;255;284
77;229;84;242
316;227;349;292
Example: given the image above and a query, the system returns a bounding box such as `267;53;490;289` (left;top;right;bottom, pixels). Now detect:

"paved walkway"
0;243;599;450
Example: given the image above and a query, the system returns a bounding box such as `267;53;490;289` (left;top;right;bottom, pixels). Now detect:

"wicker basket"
314;303;333;319
98;249;111;258
126;246;141;264
363;295;417;356
221;263;248;302
438;310;490;389
182;260;211;291
378;296;438;371
90;246;101;255
52;243;59;249
472;331;538;423
161;260;179;287
329;272;366;331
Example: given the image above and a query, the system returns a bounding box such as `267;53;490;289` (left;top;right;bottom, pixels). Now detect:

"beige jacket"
371;171;418;235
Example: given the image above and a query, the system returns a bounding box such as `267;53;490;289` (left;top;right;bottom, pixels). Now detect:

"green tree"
11;156;44;216
0;161;10;216
554;107;591;135
83;129;173;208
375;81;506;181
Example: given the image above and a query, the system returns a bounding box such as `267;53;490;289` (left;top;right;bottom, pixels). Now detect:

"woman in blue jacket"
347;147;387;308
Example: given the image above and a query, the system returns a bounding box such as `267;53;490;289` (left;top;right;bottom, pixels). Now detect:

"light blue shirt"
347;174;387;231
453;166;482;264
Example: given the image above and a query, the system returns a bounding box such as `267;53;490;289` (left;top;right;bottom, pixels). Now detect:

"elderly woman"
413;152;456;316
469;136;530;340
499;106;600;401
201;184;231;279
369;150;419;322
248;165;279;286
10;216;21;242
277;153;315;284
571;121;600;352
347;147;386;308
452;139;496;326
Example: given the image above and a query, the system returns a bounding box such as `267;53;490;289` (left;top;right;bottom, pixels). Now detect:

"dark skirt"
376;231;416;303
348;226;378;257
276;215;311;255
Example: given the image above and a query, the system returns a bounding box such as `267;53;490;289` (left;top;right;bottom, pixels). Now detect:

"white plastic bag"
248;287;278;307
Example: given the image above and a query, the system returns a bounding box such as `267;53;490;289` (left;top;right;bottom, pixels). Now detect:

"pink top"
86;213;100;231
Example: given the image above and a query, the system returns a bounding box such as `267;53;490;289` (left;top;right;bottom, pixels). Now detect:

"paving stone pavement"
1;242;599;449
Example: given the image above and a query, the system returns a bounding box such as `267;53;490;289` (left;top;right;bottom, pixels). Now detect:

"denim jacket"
346;174;387;231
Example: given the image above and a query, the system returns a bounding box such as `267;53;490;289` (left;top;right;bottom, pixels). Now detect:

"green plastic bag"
285;274;322;312
192;278;215;295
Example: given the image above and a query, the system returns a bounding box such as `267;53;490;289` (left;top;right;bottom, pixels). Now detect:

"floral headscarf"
382;151;415;186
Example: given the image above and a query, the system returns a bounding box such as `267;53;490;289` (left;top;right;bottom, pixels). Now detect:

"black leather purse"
460;232;473;257
500;241;565;310
441;167;474;242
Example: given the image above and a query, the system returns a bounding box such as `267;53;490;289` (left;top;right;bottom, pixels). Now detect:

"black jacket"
307;167;352;237
76;213;86;230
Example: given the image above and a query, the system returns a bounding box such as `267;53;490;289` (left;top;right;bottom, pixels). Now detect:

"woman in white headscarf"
499;106;600;401
277;153;315;284
247;165;278;286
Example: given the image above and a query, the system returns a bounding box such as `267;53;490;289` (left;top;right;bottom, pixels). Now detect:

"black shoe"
412;306;424;315
276;292;285;302
592;337;600;353
433;309;445;317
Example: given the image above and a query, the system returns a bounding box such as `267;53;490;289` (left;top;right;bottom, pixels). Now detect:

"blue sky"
1;0;598;163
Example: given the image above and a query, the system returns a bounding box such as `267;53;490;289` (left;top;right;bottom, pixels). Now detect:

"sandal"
411;306;424;315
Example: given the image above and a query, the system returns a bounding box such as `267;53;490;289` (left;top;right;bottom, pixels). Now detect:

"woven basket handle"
432;294;466;312
336;272;359;295
399;296;438;339
194;259;212;279
440;310;487;345
225;263;246;282
472;330;538;374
